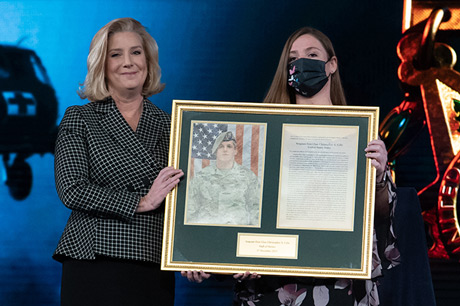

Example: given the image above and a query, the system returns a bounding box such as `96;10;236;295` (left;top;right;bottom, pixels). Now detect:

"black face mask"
288;58;329;97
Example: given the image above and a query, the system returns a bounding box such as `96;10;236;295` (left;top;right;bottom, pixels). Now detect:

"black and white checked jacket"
53;97;170;264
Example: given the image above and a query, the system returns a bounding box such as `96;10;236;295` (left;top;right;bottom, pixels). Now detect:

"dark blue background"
0;1;438;305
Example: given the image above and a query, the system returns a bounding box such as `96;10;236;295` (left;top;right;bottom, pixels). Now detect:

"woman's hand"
136;167;184;213
181;270;211;283
364;139;388;183
233;271;261;281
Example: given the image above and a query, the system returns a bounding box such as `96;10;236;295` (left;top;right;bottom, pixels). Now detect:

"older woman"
53;18;183;306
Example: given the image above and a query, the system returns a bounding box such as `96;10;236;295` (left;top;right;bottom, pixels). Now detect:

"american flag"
189;121;266;178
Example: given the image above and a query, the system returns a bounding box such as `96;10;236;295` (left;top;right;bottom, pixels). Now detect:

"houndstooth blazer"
53;97;170;264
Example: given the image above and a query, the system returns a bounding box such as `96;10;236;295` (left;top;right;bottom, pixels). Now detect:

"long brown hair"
264;27;346;105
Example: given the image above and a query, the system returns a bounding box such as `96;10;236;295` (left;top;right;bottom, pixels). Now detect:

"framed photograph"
162;100;379;279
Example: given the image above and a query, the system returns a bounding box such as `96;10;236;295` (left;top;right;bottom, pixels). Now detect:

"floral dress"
233;172;400;306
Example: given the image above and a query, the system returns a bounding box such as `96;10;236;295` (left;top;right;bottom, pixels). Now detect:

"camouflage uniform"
186;163;260;225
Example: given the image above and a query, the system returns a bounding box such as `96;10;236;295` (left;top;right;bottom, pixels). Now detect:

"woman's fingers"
365;139;388;181
181;270;210;283
233;271;261;280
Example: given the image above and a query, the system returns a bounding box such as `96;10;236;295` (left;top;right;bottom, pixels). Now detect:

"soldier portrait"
185;122;265;226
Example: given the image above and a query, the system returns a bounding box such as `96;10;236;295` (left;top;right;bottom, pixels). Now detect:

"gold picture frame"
161;100;378;279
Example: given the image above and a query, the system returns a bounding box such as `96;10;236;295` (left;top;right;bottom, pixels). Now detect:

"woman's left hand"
181;270;211;283
233;271;261;281
365;139;388;183
136;167;183;213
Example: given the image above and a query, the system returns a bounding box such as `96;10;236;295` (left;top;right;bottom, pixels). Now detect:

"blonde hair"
78;17;164;101
264;27;347;105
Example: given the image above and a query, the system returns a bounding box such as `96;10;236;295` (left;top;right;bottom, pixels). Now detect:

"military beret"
212;131;236;154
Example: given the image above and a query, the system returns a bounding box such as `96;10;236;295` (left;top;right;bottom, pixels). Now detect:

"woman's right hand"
136;167;184;213
181;270;211;283
233;271;261;281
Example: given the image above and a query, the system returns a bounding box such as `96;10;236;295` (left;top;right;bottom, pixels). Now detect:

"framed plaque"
161;100;379;279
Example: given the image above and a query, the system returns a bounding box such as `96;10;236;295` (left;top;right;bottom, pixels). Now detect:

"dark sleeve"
54;106;139;222
375;170;400;269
